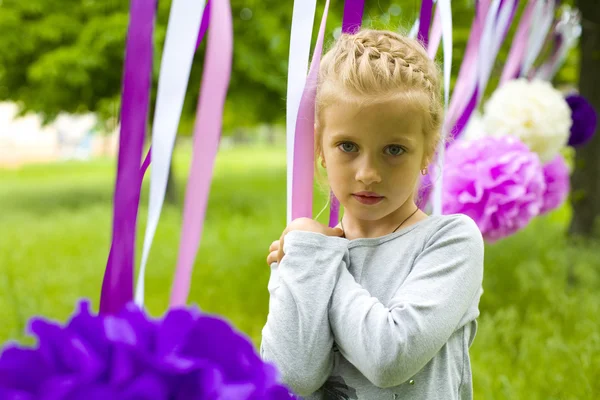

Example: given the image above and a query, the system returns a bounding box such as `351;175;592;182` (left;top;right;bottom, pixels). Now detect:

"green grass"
1;145;599;399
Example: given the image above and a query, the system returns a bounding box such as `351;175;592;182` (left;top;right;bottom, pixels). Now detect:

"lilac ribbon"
342;0;365;34
327;0;363;227
291;0;331;222
170;0;233;307
500;0;536;83
100;0;156;315
418;0;434;46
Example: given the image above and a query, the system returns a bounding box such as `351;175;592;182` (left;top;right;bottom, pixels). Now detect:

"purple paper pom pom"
0;301;296;400
566;94;598;147
540;155;570;214
442;136;546;242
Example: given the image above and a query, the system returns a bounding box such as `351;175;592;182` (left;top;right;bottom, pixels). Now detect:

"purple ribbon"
170;0;233;307
342;0;365;34
100;0;156;315
195;0;211;50
418;0;434;46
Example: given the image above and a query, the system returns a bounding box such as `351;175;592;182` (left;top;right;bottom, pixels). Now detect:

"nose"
355;156;382;186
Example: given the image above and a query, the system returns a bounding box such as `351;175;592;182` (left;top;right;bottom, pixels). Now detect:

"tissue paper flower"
443;136;546;242
0;301;295;400
565;94;597;147
540;154;570;214
482;79;572;162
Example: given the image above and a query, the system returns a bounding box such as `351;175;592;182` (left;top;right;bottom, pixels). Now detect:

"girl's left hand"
267;218;344;266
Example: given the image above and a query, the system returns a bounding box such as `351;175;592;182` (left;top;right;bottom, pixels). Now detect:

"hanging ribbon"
100;0;156;315
342;0;365;34
326;0;365;228
522;0;556;77
500;0;537;83
133;0;209;307
292;0;331;222
418;0;434;47
427;6;442;59
535;5;580;81
431;0;452;216
451;0;518;138
170;0;233;308
444;0;488;137
286;0;318;224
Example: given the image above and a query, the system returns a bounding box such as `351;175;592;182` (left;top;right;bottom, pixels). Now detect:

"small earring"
421;168;428;176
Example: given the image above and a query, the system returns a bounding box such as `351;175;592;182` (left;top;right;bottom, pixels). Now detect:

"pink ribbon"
170;0;233;307
100;0;156;315
291;0;331;222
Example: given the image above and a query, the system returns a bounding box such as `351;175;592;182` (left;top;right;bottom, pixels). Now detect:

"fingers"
267;250;278;266
269;240;279;252
328;227;344;236
277;237;285;264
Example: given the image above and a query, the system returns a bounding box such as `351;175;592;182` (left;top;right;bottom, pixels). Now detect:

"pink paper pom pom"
540;155;570;214
442;136;546;242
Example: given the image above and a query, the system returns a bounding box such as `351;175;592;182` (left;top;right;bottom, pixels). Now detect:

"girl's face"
320;97;429;224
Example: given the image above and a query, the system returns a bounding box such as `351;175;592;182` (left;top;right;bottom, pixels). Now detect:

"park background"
1;0;599;398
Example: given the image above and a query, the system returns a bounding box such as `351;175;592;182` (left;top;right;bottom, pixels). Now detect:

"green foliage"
4;0;580;134
1;146;599;398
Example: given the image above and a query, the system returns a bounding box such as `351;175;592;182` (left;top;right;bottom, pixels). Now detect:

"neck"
339;201;425;240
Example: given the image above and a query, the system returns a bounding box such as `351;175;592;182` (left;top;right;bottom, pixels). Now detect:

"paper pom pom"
565;94;598;147
443;136;546;242
482;79;572;162
0;301;295;400
540;154;570;214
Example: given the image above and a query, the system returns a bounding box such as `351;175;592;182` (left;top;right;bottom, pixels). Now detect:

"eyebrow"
329;133;416;144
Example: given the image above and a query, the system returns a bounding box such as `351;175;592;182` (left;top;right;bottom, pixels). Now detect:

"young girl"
261;29;484;400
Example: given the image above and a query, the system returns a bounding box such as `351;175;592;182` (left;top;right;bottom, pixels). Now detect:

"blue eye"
339;142;357;153
385;145;405;156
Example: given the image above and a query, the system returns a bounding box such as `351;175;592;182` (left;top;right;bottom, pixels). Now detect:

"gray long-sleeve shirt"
260;214;484;399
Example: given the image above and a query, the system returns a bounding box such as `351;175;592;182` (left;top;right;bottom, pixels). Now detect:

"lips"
352;192;384;205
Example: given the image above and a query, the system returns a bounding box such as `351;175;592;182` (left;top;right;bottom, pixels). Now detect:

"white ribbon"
134;0;207;306
286;0;318;224
432;0;452;216
522;0;556;77
535;5;581;81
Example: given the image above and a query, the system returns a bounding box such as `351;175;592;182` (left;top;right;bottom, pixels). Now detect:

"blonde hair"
314;29;443;190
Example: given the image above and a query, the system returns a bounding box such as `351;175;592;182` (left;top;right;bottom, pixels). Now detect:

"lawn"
1;145;599;399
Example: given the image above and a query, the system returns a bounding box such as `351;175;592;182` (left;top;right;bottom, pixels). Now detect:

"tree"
569;0;600;238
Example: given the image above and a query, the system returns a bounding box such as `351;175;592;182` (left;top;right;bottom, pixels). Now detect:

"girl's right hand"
266;240;280;266
266;218;344;266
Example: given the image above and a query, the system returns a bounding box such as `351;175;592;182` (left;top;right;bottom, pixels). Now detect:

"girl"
261;29;484;400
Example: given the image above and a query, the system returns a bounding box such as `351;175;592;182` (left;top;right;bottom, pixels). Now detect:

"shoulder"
422;213;484;252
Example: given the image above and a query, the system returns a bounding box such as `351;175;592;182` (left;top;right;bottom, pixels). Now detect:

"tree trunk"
569;0;600;238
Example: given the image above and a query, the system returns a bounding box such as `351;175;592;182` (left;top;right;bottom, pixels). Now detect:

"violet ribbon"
342;0;365;34
170;0;233;307
100;0;156;315
418;0;434;47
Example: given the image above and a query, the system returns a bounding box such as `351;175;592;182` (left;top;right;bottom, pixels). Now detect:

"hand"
266;218;344;266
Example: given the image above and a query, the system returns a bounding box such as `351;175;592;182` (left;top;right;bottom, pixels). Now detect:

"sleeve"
260;230;349;396
327;215;484;388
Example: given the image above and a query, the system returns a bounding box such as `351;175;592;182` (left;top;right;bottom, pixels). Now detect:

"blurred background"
1;0;598;398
